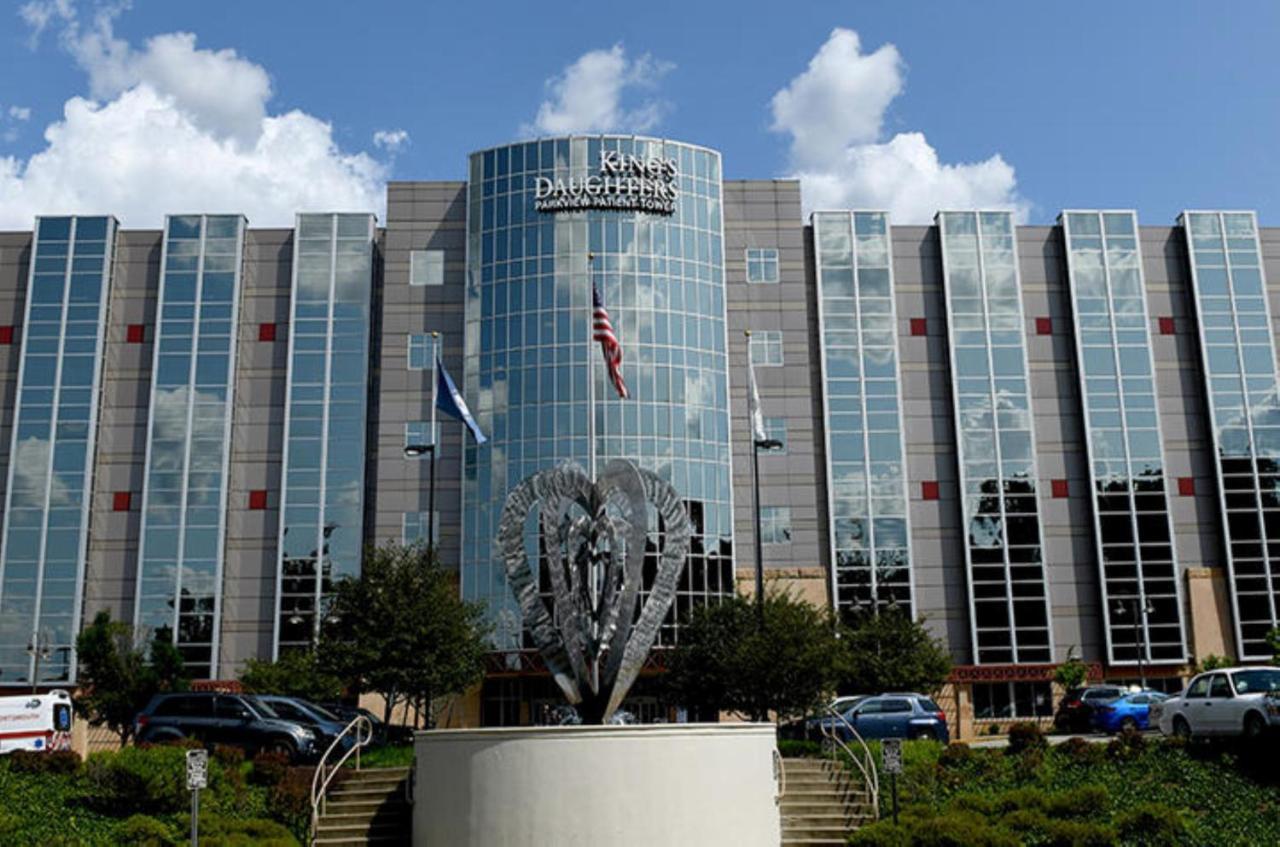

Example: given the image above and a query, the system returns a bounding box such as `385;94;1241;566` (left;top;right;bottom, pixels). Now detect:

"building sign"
534;151;678;215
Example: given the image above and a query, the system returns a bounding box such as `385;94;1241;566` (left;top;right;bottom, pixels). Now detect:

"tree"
838;609;952;696
663;590;845;723
239;650;344;702
1195;654;1233;674
1054;648;1089;691
74;611;190;747
319;542;490;726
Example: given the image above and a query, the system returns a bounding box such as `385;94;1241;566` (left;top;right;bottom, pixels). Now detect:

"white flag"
748;358;770;445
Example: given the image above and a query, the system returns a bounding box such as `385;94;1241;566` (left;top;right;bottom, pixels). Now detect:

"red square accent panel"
112;491;131;512
1035;317;1053;336
921;481;940;501
1178;477;1195;497
0;325;13;344
126;324;146;344
909;317;928;337
1051;479;1069;499
1159;316;1176;336
258;322;277;342
249;490;268;510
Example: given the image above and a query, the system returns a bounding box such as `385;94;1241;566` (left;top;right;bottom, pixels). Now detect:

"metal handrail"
309;715;374;843
818;706;880;818
772;747;785;803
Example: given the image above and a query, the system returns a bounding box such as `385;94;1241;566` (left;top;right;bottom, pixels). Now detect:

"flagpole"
429;331;439;557
587;253;597;482
746;330;766;628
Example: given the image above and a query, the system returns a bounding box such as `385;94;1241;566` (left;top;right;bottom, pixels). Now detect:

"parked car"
1090;690;1169;733
1055;685;1128;732
134;692;319;762
1156;666;1280;740
320;703;414;745
254;696;352;753
812;694;949;743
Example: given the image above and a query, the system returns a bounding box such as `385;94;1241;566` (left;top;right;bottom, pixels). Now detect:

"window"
1186;676;1211;698
403;511;440;544
746;248;779;284
410;250;445;286
408;333;437;370
972;681;1053;719
1208;674;1233;699
405;421;438;451
760;506;792;544
761;417;787;453
749;331;783;366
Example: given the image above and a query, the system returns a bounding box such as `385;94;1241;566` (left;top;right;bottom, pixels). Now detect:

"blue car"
812;694;950;743
1090;690;1169;733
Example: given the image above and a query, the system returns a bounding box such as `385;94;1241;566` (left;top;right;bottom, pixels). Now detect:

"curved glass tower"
462;136;734;648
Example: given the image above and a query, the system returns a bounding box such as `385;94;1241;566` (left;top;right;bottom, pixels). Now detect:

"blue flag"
436;357;487;444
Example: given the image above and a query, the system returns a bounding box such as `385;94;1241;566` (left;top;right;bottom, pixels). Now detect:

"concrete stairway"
779;757;877;846
314;766;412;846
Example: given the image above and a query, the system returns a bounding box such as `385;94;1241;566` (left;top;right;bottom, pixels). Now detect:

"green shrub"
777;739;823;758
949;793;997;816
847;820;912;847
1042;818;1116;847
936;742;972;770
1054;736;1105;766
250;749;290;787
1107;726;1148;761
201;815;298;847
213;744;245;769
1006;722;1047;755
986;723;1003;736
81;745;189;814
1000;808;1051;835
1114;803;1188;846
1044;785;1108;819
7;749;81;774
115;814;181;847
907;809;1021;847
267;767;317;834
994;786;1047;814
0;810;20;837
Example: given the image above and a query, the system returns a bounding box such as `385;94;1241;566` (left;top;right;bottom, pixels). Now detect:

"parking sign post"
882;738;903;826
186;749;208;845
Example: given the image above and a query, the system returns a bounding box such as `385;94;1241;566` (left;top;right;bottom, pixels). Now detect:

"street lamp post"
404;443;437;556
1113;598;1155;689
25;631;52;694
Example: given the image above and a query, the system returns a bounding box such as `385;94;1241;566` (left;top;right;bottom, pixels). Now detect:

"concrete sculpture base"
413;723;780;846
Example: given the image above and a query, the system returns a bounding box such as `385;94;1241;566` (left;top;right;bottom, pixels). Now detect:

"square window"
910;318;928;337
760;506;792;544
0;325;13;345
248;490;268;510
1035;317;1053;336
748;331;783;366
126;324;146;344
405;421;439;452
922;481;940;500
1159;316;1176;336
410;250;445;286
1178;477;1195;497
258;322;277;342
112;491;131;512
1051;479;1069;499
408;333;438;370
403;511;440;544
745;248;779;284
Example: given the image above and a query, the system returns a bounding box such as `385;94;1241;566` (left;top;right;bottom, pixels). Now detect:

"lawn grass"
350;743;415;769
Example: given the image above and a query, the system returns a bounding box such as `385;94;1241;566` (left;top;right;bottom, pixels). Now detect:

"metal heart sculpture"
497;459;692;723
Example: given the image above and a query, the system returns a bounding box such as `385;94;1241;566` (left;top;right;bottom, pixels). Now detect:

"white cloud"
771;28;1026;222
8;106;32;121
2;1;385;229
373;129;409;153
524;44;673;136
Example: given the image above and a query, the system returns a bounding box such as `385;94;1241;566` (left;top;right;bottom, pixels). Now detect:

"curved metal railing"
772;747;785;803
818;706;880;819
309;715;374;843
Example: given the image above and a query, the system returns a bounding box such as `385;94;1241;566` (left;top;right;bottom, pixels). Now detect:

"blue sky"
1;0;1277;227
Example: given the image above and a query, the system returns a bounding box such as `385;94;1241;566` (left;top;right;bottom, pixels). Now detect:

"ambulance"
0;690;74;753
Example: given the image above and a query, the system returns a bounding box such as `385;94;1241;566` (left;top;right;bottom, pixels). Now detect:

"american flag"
592;278;630;399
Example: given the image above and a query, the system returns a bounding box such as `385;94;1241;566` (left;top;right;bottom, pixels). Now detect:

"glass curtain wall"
937;211;1053;663
812;211;913;617
274;213;375;655
1180;210;1280;659
1061;211;1186;665
463;136;734;649
0;215;116;685
133;215;246;679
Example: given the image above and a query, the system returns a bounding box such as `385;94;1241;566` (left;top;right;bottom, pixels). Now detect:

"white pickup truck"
1154;666;1280;740
0;689;74;753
